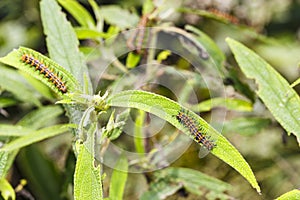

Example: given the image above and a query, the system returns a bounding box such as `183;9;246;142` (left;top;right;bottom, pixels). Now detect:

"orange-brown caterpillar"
208;8;239;24
21;54;67;93
176;109;215;150
127;13;153;54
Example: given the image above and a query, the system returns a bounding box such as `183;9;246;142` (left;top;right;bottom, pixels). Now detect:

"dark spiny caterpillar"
21;54;67;93
176;109;215;150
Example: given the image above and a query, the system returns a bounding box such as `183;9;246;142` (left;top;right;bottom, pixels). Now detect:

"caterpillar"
127;13;152;54
21;54;67;93
208;8;240;24
176;110;215;150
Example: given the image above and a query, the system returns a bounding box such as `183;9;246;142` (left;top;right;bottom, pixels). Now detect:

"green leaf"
0;65;40;106
226;68;256;102
142;0;155;15
0;104;62;179
0;153;9;178
0;125;32;137
156;26;223;85
134;110;145;154
103;109;128;140
157;50;171;63
226;38;300;145
17;105;64;129
0;47;80;96
21;71;54;99
185;25;226;77
222;117;271;136
40;0;91;93
141;167;232;200
74;117;103;200
105;25;121;40
0;125;22;178
107;90;261;193
0;151;18;178
74;140;102;200
0;124;74;152
0;97;17;108
100;5;139;29
126;52;141;69
172;168;232;199
141;180;181;200
0;178;15;200
88;0;104;32
17;145;62;200
80;46;102;61
75;27;107;39
109;155;128;200
58;0;95;28
290;77;300;88
190;97;253;112
276;189;300;200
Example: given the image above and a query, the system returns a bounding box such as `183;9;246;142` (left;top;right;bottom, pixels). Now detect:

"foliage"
0;0;299;199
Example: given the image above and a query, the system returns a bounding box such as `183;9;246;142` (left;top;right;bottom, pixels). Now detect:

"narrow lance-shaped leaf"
0;47;80;96
0;151;18;179
74;108;103;200
275;189;300;200
74;137;103;199
226;38;300;145
0;97;17;108
109;155;128;200
290;77;300;88
134;110;146;154
0;105;65;178
0;124;75;152
88;0;104;32
190;97;253;112
141;167;232;199
58;0;95;28
0;178;15;200
16;145;62;200
20;71;55;99
40;0;91;93
222;117;271;136
0;125;32;137
185;25;226;77
100;5;139;29
107;90;261;193
0;105;66;179
0;65;41;106
74;28;107;40
17;105;64;130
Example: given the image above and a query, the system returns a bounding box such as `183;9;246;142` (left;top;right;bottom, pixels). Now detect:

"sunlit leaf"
190;97;252;112
141;167;232;200
58;0;95;28
74;140;103;200
0;178;15;200
100;5;139;29
0;47;80;96
276;189;300;200
0;124;74;152
109;155;128;200
227;38;300;145
40;0;91;93
107;90;261;193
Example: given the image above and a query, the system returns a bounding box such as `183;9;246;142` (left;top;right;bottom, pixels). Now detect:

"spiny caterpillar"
176;109;215;150
127;13;147;53
208;8;240;24
21;54;67;93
